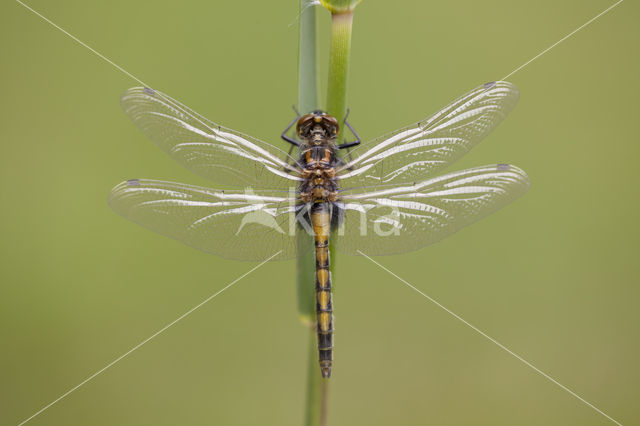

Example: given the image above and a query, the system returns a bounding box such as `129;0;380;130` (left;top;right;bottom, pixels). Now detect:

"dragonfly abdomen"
311;202;334;378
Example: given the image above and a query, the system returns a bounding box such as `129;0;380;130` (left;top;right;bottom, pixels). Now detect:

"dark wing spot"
497;164;511;171
143;87;156;96
126;179;141;186
484;81;497;89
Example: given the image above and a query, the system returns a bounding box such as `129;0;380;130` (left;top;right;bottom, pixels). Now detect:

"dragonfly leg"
281;107;302;172
337;110;361;150
281;106;301;147
284;143;297;167
337;110;361;170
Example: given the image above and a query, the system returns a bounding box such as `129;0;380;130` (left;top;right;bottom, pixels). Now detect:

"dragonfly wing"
334;164;529;256
108;179;302;260
121;87;302;189
337;81;519;186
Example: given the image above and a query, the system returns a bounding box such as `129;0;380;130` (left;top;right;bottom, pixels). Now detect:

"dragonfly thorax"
299;144;339;203
309;125;332;146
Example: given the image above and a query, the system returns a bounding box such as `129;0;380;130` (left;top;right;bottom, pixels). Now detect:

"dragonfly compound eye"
323;115;340;136
296;114;314;137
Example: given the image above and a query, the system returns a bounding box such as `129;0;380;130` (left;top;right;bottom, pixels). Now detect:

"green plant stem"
297;3;326;426
297;0;318;323
326;11;354;132
304;325;328;426
298;4;319;117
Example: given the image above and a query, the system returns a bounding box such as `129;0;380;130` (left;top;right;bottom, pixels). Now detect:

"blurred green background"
1;0;638;425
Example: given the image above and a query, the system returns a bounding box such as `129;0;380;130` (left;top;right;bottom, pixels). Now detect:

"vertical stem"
297;0;319;322
298;2;319;116
297;3;326;426
326;11;354;134
304;322;326;426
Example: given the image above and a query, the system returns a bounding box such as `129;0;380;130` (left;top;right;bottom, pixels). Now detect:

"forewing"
338;81;519;186
121;87;302;189
334;164;529;255
108;179;302;260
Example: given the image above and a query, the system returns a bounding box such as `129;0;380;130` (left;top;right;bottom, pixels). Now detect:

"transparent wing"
121;87;303;189
337;81;519;186
333;164;529;256
108;179;304;260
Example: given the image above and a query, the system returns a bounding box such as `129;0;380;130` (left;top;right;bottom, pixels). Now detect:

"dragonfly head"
297;111;340;144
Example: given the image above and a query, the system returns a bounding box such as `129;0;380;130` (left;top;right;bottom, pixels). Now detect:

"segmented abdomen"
311;202;333;378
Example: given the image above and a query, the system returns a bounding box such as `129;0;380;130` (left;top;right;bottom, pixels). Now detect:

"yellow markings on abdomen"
316;246;328;266
311;210;330;240
318;311;331;332
317;268;329;288
310;203;334;378
317;290;331;311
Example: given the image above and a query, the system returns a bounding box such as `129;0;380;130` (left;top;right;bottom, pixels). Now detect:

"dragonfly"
109;81;530;378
